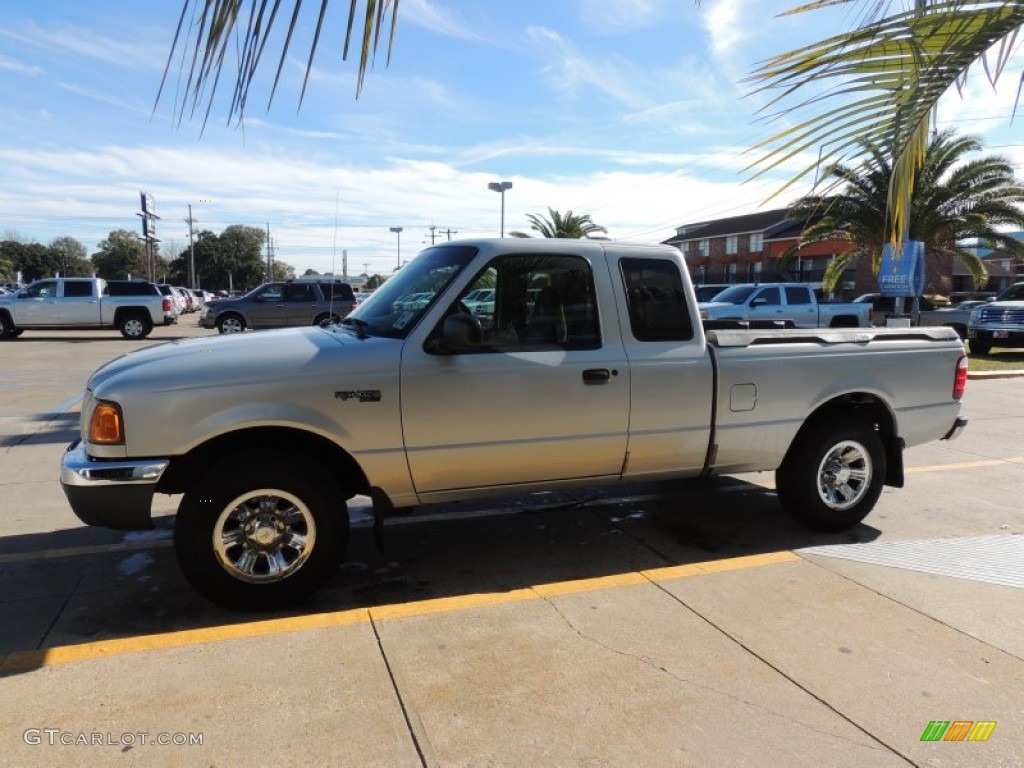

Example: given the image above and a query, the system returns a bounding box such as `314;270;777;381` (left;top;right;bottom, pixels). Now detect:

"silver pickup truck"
60;240;967;609
0;277;173;339
701;283;872;328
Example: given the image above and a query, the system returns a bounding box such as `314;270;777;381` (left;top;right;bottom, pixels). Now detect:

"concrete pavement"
0;325;1021;766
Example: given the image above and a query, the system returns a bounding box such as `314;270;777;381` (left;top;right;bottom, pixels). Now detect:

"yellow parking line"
905;456;1024;474
0;551;796;674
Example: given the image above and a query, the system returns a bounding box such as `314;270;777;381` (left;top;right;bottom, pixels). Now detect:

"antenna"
329;189;339;322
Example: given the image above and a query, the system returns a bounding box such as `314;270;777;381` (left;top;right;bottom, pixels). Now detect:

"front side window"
445;254;599;351
754;287;781;306
23;280;57;298
619;258;693;342
254;284;284;302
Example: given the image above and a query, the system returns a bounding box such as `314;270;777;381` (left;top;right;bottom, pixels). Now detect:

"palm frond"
749;1;1024;244
158;0;399;127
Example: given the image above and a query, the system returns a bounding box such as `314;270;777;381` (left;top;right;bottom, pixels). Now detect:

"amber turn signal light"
89;401;125;444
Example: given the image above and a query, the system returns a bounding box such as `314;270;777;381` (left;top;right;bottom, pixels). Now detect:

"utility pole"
440;228;458;241
425;225;438;245
266;223;273;281
186;204;197;289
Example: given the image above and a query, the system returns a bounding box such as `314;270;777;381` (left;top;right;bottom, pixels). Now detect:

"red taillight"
953;355;968;400
868;306;874;324
163;298;171;312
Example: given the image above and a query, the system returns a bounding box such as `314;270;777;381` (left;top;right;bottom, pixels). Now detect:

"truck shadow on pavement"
0;477;882;677
0;413;79;447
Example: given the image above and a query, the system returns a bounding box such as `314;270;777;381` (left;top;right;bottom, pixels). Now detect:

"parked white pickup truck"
60;240;967;609
0;277;173;339
701;283;872;328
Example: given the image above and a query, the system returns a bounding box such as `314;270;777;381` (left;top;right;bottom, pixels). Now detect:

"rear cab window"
619;258;693;342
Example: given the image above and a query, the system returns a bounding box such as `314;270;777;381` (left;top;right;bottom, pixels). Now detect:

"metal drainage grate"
798;535;1024;589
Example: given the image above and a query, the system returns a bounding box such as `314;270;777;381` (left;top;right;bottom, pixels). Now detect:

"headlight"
89;401;125;444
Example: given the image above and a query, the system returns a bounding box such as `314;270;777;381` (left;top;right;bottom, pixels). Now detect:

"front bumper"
198;313;215;328
60;441;170;530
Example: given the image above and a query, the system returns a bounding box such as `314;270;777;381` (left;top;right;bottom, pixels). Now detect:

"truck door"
14;279;59;325
615;257;713;477
747;286;783;324
59;280;102;325
401;252;630;493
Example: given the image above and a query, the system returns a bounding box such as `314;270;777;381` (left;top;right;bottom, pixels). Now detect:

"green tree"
0;240;59;282
365;273;385;289
509;208;608;239
49;236;93;277
92;229;148;279
784;130;1024;294
749;1;1024;249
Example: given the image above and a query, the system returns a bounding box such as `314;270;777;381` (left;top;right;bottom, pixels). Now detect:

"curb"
967;370;1024;380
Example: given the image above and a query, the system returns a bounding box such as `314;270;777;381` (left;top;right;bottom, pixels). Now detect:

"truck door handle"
582;368;611;384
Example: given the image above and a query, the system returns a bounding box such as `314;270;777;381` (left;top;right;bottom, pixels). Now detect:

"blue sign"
879;241;925;297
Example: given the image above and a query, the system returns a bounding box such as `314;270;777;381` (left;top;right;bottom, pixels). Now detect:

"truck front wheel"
0;313;17;339
775;416;886;532
175;457;349;609
968;339;991;356
217;314;246;334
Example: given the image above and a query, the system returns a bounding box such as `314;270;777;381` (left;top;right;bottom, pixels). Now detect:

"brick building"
663;209;1019;299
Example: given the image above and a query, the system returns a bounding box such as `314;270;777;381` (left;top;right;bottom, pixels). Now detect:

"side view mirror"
431;313;482;354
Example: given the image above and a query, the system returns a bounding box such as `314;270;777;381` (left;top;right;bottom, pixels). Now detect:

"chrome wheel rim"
212;489;316;583
220;317;243;333
816;440;872;511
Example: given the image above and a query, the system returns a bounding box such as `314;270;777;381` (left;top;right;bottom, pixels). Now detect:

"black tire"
217;313;246;334
119;313;153;339
0;313;16;339
175;456;349;610
313;312;341;327
775;415;886;532
968;339;991;356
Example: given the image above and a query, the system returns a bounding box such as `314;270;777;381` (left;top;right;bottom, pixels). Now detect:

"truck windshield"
341;245;478;339
709;285;757;304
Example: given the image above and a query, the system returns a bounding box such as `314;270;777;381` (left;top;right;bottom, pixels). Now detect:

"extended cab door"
782;285;818;327
59;280;102;325
400;251;630;494
614;256;713;478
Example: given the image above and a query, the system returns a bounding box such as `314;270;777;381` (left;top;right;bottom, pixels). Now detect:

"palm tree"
782;129;1024;294
749;1;1024;249
508;208;608;239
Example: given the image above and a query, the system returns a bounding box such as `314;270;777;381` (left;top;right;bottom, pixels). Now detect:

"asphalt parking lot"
1;321;1022;767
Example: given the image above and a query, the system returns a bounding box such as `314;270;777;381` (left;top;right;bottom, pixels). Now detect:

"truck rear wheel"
775;416;885;532
119;314;152;339
175;456;349;610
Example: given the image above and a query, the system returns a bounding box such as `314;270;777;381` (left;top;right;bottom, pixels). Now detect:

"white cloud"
0;54;42;76
400;0;493;45
575;0;670;34
0;23;165;72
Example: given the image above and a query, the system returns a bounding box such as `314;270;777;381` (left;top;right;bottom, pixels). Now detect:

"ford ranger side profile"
0;277;172;339
701;283;872;328
60;240;968;609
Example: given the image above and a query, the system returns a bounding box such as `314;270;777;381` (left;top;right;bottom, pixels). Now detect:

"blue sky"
1;0;1022;276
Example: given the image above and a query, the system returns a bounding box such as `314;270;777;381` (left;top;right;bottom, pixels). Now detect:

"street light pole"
487;181;512;237
389;226;403;269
